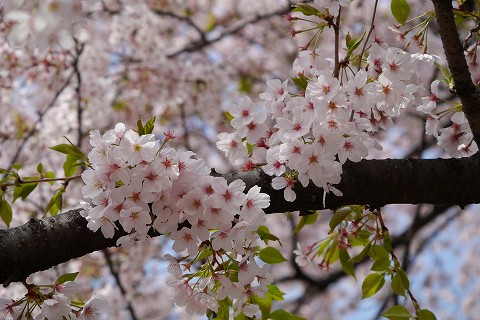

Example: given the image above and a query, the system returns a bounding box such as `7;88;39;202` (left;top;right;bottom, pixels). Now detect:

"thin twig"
7;72;75;170
357;0;379;70
102;248;139;320
73;41;85;148
167;1;301;58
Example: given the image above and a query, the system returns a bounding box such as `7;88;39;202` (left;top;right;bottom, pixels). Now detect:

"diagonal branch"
1;157;480;286
166;1;297;58
431;0;480;144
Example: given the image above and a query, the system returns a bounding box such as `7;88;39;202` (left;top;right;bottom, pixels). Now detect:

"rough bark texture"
432;0;480;144
2;157;480;286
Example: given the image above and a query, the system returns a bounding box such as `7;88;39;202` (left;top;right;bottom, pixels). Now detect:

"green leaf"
136;117;145;135
329;206;352;232
350;230;372;246
384;230;393;251
215;298;231;320
346;31;366;54
204;12;217;32
251;294;272;320
63;153;79;177
391;273;406;296
371;258;391;272
45;190;64;216
11;163;22;170
144;116;156;134
339;249;356;279
361;273;385;299
195;247;213;261
112;99;128;111
224;111;234;122
316;239;331;256
369;245;389;261
0;168;10;174
398;268;410;290
257;225;281;245
246;142;254;155
352;242;372;262
50;142;86;159
56;272;79;285
0;199;12;228
13;182;38;202
238;76;253;93
259;247;288;264
270;310;293;320
381;305;411;320
292;4;322;16
323;239;339;264
294;211;318;234
291;74;308;90
45;171;55;185
304;211;318;224
234;312;246;320
36;162;43;174
391;0;410;25
417;309;437;320
267;284;285;301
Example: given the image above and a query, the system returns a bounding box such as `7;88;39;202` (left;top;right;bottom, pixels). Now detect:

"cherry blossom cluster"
80;123;275;317
0;281;105;320
2;0;87;53
218;40;440;201
414;47;480;157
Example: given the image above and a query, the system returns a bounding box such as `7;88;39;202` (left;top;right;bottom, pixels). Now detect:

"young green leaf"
251;294;272;320
56;272;79;285
370;258;391;272
352;241;372;262
291;74;308;90
267;284;285;301
391;273;406;296
136;117;145;135
45;171;55;185
216;298;231;320
36;162;43;174
0;199;12;228
257;225;281;245
258;246;288;264
144;116;156;134
381;305;411;320
270;309;293;320
63;153;80;177
391;0;410;25
398;268;410;290
339;249;356;279
361;272;385;299
13;182;38;202
294;211;318;234
11;163;23;170
50;142;86;160
417;309;437;320
329;206;352;232
369;244;389;261
292;4;322;17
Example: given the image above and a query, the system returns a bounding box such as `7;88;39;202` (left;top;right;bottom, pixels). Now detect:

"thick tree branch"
431;0;480;144
1;157;479;286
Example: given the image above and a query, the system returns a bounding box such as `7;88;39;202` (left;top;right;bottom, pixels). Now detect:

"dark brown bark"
431;0;480;144
1;156;480;286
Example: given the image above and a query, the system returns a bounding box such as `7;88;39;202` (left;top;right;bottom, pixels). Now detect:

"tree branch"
431;0;480;144
1;157;479;286
166;1;296;58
